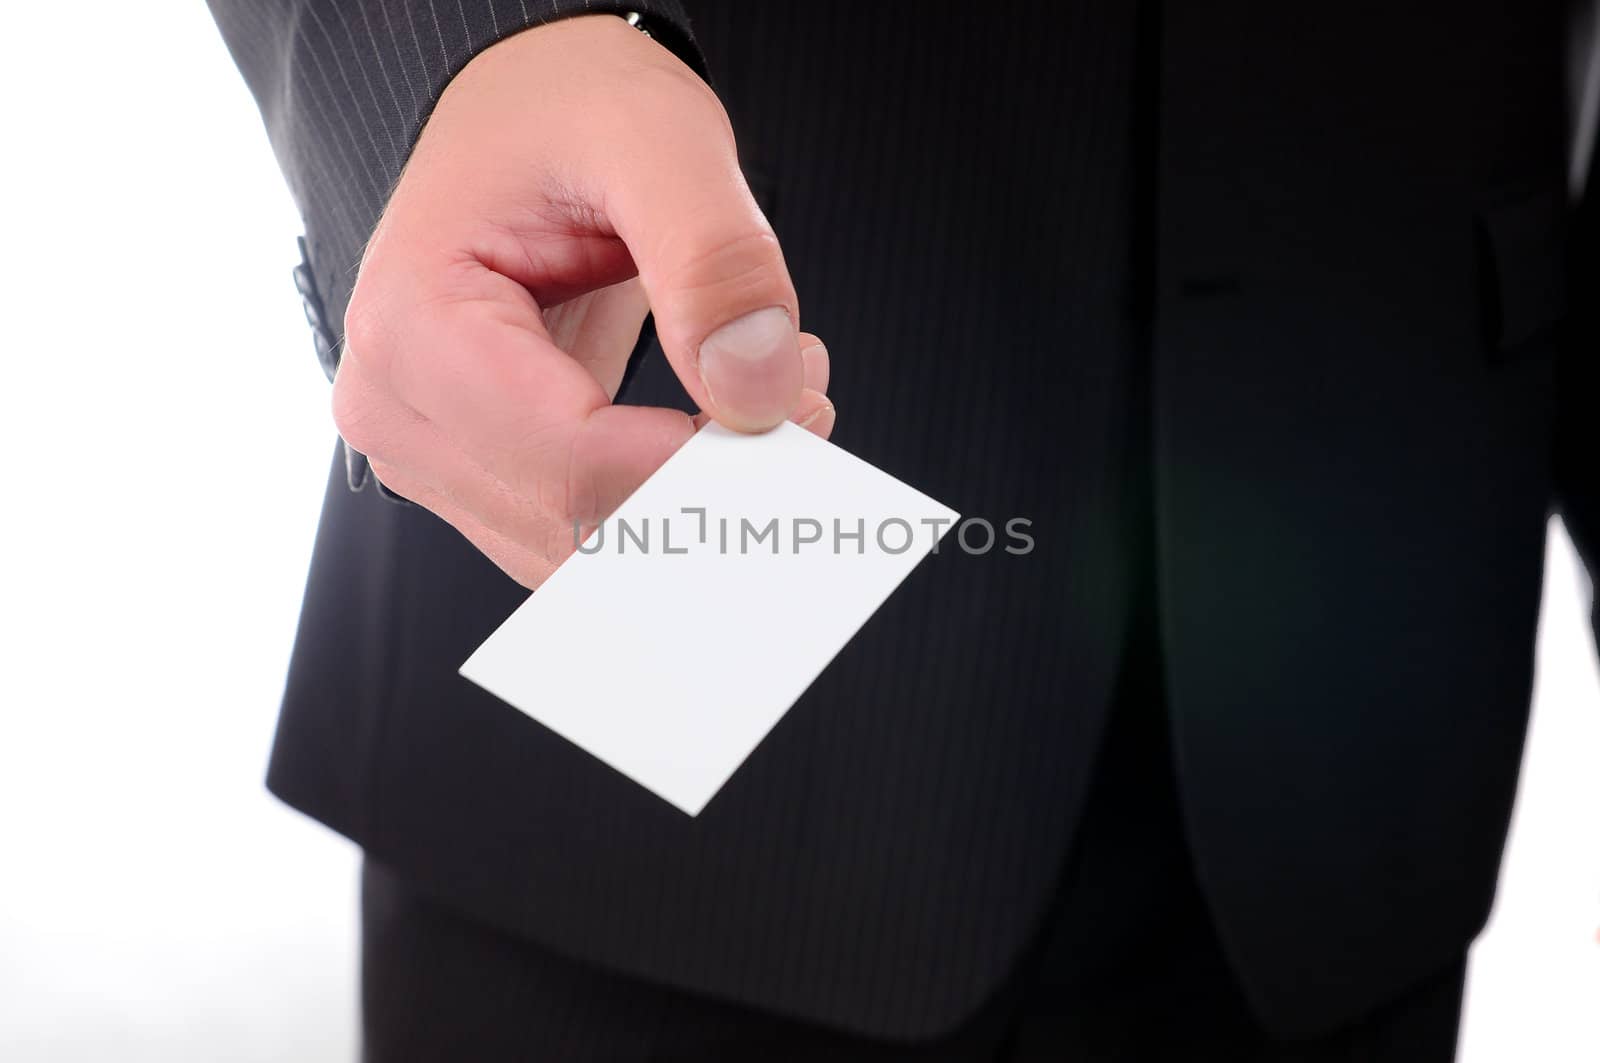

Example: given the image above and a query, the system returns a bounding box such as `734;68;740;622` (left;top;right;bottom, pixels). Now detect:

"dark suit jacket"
210;0;1598;1040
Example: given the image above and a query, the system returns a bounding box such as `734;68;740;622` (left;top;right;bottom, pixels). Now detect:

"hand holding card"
460;422;958;815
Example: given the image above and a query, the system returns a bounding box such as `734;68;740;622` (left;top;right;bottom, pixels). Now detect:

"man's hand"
332;14;833;588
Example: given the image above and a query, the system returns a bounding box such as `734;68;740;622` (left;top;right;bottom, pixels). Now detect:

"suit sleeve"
205;0;706;376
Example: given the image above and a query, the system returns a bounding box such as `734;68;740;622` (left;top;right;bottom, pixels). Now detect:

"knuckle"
676;74;734;141
329;365;385;456
488;420;571;517
622;57;730;135
669;227;788;303
340;295;390;380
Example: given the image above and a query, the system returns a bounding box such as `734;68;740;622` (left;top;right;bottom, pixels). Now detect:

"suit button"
293;236;340;381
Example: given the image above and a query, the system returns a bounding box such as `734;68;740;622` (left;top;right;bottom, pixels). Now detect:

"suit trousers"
358;605;1467;1061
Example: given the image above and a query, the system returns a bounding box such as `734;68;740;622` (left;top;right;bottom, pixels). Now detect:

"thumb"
601;94;804;432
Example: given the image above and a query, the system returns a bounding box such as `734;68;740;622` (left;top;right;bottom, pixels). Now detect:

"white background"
0;4;1594;1060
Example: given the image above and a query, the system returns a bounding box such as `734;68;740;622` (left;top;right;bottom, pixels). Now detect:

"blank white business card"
459;421;959;815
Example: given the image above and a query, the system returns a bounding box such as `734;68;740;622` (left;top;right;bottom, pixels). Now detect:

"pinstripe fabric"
357;639;1469;1061
208;0;702;350
215;0;1153;1038
210;0;1593;1044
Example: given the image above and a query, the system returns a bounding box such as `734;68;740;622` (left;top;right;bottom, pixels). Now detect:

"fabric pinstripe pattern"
209;0;702;341
215;0;1155;1037
210;0;1594;1044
